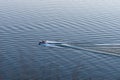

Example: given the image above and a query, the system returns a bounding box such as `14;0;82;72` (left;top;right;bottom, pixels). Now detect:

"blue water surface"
1;0;120;80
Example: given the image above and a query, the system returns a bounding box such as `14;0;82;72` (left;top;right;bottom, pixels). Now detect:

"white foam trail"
41;43;61;48
95;43;120;45
40;40;70;48
40;41;120;57
46;40;62;44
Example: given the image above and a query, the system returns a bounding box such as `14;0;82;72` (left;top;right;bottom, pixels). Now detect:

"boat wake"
39;40;120;57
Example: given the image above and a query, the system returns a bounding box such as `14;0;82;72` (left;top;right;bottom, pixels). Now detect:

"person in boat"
39;40;46;45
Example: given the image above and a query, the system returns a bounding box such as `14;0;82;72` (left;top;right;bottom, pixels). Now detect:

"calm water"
1;0;120;80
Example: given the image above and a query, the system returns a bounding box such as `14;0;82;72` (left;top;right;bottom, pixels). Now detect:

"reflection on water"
1;0;120;80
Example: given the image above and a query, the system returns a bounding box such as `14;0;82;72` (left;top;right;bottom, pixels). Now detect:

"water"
1;0;120;80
